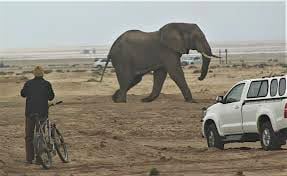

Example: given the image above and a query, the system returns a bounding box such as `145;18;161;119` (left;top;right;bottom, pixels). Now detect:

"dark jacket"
21;77;55;118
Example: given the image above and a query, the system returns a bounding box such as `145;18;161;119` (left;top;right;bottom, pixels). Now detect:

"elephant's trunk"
198;56;210;80
197;39;212;81
198;51;221;80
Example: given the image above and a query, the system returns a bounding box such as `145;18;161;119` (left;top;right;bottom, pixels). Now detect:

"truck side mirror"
216;96;223;103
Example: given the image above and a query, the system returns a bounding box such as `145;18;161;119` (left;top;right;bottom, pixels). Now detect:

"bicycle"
32;101;69;169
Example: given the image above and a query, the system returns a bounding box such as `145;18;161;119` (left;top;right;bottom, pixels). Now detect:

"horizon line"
0;39;286;51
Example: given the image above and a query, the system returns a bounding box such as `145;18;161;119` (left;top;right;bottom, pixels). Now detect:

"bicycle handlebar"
55;101;63;105
49;101;63;108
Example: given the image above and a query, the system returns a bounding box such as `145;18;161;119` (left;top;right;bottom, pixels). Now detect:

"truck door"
220;83;246;135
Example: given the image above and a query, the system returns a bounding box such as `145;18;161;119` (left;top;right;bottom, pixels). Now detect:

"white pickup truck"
93;58;113;69
202;75;287;150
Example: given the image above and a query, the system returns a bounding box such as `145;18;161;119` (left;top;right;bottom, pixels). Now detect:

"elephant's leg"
112;75;129;103
114;86;129;103
166;66;193;102
113;88;128;103
113;75;142;103
142;69;167;102
113;70;138;103
127;75;142;90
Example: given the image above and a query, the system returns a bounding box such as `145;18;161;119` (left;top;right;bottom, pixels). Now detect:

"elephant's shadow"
125;93;214;104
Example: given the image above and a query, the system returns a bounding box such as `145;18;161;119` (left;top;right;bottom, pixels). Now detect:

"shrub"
92;71;101;77
44;70;53;74
22;71;32;74
19;76;28;81
232;64;240;68
7;72;14;75
87;78;98;82
56;69;64;73
71;64;80;67
210;65;219;69
149;168;160;176
71;69;86;73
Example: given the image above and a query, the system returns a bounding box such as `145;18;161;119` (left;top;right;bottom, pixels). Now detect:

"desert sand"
0;54;287;176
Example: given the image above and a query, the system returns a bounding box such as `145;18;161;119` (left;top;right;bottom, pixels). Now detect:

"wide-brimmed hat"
33;66;44;77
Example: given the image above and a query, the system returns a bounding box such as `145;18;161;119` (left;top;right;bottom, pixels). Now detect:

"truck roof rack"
262;74;284;78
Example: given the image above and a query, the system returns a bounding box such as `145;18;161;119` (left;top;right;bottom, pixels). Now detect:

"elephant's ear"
160;25;186;54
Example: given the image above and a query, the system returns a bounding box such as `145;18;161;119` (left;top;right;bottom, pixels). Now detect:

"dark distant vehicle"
0;61;9;68
81;49;91;54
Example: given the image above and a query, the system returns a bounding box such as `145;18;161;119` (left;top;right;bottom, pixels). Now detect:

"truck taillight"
285;103;287;118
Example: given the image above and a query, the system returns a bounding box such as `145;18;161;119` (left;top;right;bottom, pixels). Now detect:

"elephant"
99;23;220;103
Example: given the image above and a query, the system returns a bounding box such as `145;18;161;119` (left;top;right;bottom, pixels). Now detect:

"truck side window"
258;81;268;97
247;81;261;98
270;79;278;97
225;83;245;103
247;80;268;98
279;78;286;96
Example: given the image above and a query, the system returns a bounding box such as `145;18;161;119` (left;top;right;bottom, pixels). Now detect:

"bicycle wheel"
53;127;69;163
35;135;52;169
39;149;52;169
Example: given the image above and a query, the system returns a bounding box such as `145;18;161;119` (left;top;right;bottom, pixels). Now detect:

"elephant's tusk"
201;53;221;59
201;53;213;59
211;54;221;58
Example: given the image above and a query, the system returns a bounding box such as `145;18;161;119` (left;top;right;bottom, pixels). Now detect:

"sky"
0;1;285;49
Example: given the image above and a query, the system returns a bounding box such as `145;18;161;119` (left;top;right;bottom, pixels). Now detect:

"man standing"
21;66;55;164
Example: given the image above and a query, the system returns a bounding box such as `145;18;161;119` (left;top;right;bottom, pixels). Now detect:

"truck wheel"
260;122;281;150
206;124;224;150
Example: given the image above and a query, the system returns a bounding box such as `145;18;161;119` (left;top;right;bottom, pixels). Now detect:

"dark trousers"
25;116;41;162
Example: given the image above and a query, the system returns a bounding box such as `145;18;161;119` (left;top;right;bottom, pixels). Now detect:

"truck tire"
206;124;224;150
260;122;281;150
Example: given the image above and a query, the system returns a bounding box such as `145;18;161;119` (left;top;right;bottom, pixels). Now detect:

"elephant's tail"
97;54;111;82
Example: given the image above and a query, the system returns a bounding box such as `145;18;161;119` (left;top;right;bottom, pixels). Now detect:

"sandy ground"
0;60;287;176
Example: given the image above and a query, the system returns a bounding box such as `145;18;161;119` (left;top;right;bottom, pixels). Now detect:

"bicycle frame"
36;101;63;142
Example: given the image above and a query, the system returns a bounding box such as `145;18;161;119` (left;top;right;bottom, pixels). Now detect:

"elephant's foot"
112;89;127;103
112;90;120;102
185;98;197;103
184;96;194;103
141;96;157;102
185;99;193;103
113;98;127;103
